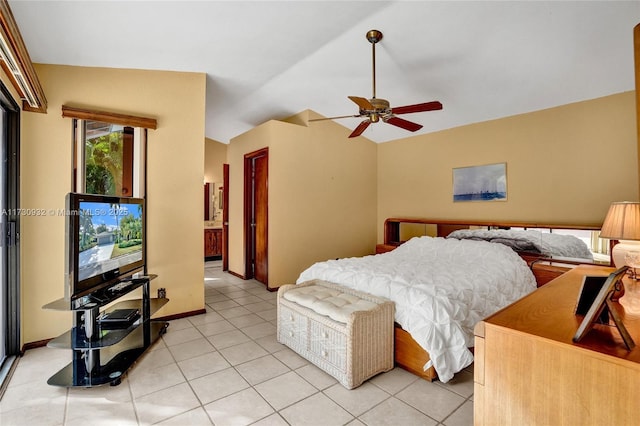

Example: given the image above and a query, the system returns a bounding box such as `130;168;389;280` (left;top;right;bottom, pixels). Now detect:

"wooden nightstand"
375;244;397;254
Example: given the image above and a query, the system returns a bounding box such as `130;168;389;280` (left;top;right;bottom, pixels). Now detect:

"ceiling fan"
310;29;443;138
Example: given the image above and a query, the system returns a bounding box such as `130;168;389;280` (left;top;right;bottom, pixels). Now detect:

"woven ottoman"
277;279;394;389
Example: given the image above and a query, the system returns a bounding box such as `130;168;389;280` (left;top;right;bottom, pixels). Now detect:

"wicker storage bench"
277;279;394;389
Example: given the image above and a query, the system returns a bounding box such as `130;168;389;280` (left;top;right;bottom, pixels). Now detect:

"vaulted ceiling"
9;1;640;143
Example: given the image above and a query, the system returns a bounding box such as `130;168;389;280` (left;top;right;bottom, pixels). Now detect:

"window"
83;120;134;196
62;105;157;197
74;120;144;196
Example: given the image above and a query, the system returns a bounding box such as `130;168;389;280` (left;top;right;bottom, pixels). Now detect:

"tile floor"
0;261;474;425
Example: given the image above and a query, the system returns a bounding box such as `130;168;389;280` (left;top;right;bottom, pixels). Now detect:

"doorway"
244;148;268;285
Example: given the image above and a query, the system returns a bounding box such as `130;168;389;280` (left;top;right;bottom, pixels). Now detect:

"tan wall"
227;111;378;288
21;64;206;344
377;92;638;241
204;137;227;183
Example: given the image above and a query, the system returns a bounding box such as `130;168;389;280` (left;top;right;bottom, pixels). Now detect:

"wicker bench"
277;279;394;389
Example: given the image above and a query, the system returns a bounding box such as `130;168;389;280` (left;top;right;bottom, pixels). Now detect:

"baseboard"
22;339;50;351
153;308;207;322
227;270;245;280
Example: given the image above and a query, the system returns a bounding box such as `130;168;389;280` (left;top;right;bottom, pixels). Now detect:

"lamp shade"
600;201;640;240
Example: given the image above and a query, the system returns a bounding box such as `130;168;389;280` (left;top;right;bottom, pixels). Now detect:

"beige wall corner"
227;113;377;288
204;137;227;183
21;64;206;344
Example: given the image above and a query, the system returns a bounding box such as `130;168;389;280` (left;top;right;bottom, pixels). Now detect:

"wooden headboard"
378;217;610;287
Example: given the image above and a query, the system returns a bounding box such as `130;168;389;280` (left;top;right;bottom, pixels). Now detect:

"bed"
297;236;536;382
296;218;607;383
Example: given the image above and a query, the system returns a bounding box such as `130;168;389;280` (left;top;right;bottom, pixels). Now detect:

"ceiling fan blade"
309;114;361;122
385;116;423;132
348;96;374;111
348;120;371;138
391;101;443;115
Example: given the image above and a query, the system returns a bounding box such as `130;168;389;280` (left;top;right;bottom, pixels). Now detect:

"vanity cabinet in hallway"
205;228;222;258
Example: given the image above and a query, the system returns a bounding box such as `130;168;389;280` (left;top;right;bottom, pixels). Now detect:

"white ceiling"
9;1;640;143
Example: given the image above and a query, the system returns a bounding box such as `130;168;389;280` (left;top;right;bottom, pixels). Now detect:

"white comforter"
296;236;537;382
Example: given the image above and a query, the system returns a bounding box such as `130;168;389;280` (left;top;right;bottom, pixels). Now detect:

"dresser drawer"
309;321;347;371
277;305;309;349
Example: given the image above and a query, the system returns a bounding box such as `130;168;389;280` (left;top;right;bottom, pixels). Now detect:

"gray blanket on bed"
447;229;594;259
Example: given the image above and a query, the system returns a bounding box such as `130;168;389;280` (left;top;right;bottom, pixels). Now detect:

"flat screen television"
65;192;146;304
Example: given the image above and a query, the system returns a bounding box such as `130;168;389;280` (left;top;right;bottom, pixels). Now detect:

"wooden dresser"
474;265;640;425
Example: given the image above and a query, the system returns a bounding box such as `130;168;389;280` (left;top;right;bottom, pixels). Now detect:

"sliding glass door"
0;104;5;365
0;84;20;395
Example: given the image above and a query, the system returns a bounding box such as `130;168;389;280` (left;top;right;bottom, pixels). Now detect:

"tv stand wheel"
108;371;122;386
160;322;169;335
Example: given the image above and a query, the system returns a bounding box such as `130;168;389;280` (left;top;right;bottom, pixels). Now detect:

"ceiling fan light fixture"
369;98;390;111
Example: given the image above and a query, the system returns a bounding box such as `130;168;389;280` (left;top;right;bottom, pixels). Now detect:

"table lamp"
599;201;640;269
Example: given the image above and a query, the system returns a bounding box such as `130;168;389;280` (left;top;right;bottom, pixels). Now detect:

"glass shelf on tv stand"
47;321;169;387
42;274;159;312
47;298;169;350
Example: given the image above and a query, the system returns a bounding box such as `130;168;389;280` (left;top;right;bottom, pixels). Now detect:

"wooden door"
253;155;268;284
222;163;229;271
244;148;268;285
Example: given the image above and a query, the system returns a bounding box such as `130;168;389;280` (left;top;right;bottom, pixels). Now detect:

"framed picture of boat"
453;162;507;202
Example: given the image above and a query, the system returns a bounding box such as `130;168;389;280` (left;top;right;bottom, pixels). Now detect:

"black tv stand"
42;274;169;387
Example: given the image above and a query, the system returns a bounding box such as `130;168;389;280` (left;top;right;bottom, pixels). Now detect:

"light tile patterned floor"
0;261;474;425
